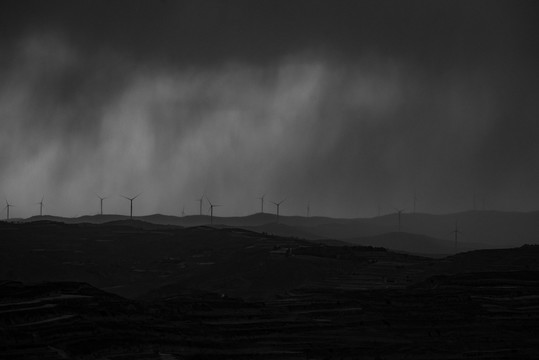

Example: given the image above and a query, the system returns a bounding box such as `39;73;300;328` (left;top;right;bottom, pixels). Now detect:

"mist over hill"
17;209;539;253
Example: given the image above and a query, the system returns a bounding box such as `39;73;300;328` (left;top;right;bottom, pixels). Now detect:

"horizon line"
4;208;538;222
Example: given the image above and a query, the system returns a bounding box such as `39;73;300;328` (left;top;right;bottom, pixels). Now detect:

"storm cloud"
1;0;538;218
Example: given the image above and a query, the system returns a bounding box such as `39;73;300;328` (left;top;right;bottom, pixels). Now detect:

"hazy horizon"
5;201;539;221
2;0;539;218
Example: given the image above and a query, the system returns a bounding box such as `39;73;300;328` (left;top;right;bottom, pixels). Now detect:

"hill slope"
19;210;539;249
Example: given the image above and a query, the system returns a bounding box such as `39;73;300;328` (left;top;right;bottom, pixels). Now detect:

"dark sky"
1;0;539;218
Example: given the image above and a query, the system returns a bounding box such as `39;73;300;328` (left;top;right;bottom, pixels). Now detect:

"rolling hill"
346;231;491;256
18;210;539;251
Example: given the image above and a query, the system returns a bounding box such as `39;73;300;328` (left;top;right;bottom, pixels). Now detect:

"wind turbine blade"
133;193;141;200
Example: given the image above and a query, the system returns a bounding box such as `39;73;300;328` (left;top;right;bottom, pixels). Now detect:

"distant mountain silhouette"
240;222;322;240
424;244;539;275
368;210;539;248
103;219;182;230
346;231;490;255
25;214;127;224
20;210;539;249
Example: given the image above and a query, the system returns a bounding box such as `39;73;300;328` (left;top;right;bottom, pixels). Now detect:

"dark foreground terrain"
1;221;539;359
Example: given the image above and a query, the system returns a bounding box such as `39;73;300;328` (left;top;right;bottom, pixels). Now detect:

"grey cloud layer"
1;32;538;218
1;0;538;218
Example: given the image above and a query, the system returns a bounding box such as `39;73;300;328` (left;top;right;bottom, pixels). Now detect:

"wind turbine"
4;199;14;221
257;194;265;213
181;205;186;217
394;208;404;232
121;193;140;219
196;194;205;216
37;196;44;216
206;197;222;225
306;200;310;217
412;191;418;214
96;194;107;215
450;221;462;253
271;199;286;223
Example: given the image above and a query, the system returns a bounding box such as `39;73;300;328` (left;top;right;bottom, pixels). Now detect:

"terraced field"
1;221;539;359
2;271;539;359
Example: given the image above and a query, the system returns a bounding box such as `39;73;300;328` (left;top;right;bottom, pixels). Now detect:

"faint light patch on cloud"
88;60;347;216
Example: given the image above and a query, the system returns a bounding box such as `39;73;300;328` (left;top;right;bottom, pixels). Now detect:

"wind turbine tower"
258;194;265;213
196;194;204;216
37;196;44;216
450;221;463;253
5;200;14;220
206;197;222;225
394;208;404;232
121;194;140;219
96;194;107;215
271;199;286;223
